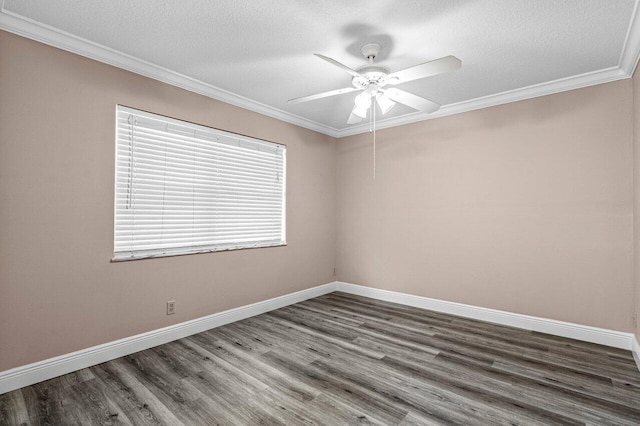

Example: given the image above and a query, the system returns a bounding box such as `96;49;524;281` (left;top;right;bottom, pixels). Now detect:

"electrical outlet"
333;267;337;277
167;300;176;315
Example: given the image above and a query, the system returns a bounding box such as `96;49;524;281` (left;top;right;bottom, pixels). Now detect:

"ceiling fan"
288;43;461;125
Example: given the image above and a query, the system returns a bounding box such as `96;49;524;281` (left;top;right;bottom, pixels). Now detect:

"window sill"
111;242;287;263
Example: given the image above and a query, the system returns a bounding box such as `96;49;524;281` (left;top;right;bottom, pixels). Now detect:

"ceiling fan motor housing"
352;43;389;90
352;65;390;89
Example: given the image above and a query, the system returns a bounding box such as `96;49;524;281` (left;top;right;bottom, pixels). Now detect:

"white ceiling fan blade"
353;91;372;118
347;112;363;125
384;88;440;113
386;55;461;85
288;87;360;104
314;53;364;78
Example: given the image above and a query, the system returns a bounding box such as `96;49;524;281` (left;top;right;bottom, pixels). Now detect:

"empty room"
2;0;640;424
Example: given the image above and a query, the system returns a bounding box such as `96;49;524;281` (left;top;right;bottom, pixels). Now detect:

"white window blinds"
114;106;286;261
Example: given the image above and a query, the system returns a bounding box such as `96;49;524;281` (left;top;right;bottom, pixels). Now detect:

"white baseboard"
0;282;338;395
633;335;640;371
2;280;637;394
336;282;635;351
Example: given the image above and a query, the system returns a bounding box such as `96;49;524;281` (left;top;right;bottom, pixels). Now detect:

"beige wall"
337;80;635;332
2;28;638;373
0;31;337;371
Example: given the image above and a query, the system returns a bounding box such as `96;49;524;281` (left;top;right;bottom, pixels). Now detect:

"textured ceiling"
2;0;637;134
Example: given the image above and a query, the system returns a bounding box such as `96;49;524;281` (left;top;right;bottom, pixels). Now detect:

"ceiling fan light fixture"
353;103;370;119
353;91;372;118
376;93;395;115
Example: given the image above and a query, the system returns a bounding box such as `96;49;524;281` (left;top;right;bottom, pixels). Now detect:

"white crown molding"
0;7;340;138
1;2;640;139
620;0;640;76
340;0;640;140
336;282;636;351
335;66;629;137
0;282;338;395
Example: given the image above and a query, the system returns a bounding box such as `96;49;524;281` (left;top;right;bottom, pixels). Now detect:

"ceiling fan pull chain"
372;95;376;179
369;96;373;132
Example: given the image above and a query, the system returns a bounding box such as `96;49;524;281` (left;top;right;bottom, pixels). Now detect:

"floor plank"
1;291;639;425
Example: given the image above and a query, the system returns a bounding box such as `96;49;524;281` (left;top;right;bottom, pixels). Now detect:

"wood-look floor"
1;292;640;425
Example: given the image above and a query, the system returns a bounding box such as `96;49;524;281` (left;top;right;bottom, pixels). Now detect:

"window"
114;106;286;261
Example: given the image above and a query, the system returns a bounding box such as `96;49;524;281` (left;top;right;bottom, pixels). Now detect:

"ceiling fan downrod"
361;42;381;64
